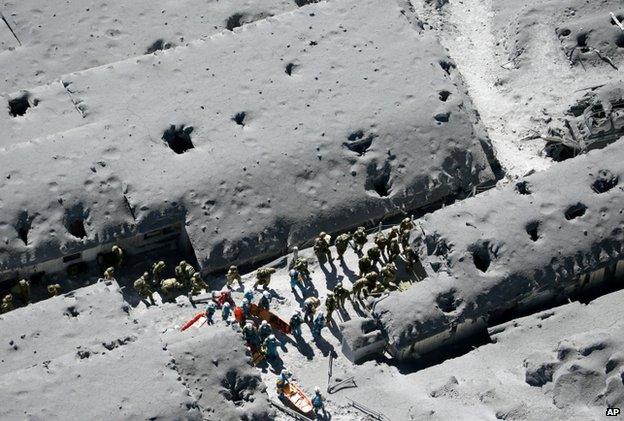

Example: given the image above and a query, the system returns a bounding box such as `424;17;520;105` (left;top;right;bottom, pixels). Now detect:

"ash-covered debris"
374;140;624;360
524;327;624;410
339;317;385;363
543;82;624;161
557;8;624;70
167;327;273;420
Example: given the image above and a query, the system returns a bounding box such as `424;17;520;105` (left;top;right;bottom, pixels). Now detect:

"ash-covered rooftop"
0;0;496;275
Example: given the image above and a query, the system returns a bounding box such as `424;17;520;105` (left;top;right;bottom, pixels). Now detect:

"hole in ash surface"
145;39;174;54
63;306;80;317
285;62;298;76
436;290;457;312
221;369;252;403
564;203;587;220
295;0;318;6
434;112;450;123
15;211;34;245
8;92;32;117
365;160;392;197
344;130;376;155
577;32;588;47
592;170;619;193
64;204;88;238
232;112;246;126
439;90;451;101
616;33;624;49
526;221;540;242
439;60;456;75
162;125;194;154
515;181;532;195
559;28;571;37
226;13;245;31
544;141;577;162
469;242;493;273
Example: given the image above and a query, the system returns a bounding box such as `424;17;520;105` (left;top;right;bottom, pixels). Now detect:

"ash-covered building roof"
0;0;496;274
0;281;271;420
374;139;624;353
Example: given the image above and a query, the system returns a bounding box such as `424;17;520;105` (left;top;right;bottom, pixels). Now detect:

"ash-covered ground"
1;0;624;420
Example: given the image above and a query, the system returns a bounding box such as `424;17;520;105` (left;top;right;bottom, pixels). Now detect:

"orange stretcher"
249;303;291;334
180;312;205;331
280;382;314;417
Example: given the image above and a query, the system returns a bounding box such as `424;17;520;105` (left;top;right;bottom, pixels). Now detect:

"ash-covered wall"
374;139;624;359
0;0;496;278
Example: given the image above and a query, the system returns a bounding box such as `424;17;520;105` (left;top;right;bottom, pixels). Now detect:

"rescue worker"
402;246;417;272
242;321;259;347
276;369;291;396
400;217;413;248
243;287;254;303
134;272;155;304
333;282;351;309
380;262;398;290
352;226;367;252
258;320;273;343
334;233;351;260
312;387;326;417
111;245;123;268
161;277;182;300
241;298;251;318
11;279;30;304
226;265;242;288
387;226;400;243
259;290;271;310
1;294;13;314
293;257;310;280
312;312;325;337
175;260;195;287
367;245;382;267
388;237;401;262
351;277;369;302
374;232;388;260
103;266;115;281
263;334;279;359
205;302;216;324
313;232;332;262
222;302;232;323
47;283;61;297
190;272;208;295
290;310;303;336
400;216;413;233
325;292;337;325
253;267;276;290
358;255;373;277
304;296;320;323
151;260;166;286
289;269;301;293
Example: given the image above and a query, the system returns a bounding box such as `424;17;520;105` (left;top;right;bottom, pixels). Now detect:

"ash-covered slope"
0;0;495;274
0;0;301;93
167;327;272;420
374;139;624;356
0;282;200;419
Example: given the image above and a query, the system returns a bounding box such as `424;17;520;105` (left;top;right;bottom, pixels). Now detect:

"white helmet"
223;302;230;307
263;291;271;298
242;298;249;304
261;320;268;326
268;334;275;340
314;386;320;393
